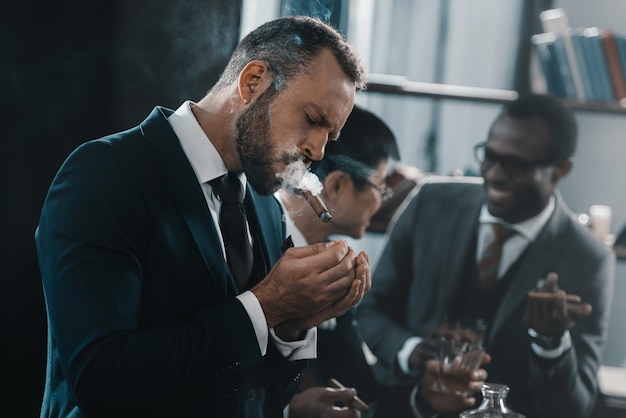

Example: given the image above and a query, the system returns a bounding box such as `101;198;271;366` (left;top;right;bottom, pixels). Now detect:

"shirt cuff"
531;330;572;359
398;336;423;375
270;327;317;360
237;291;268;356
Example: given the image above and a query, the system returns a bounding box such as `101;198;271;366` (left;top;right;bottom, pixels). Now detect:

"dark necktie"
478;223;515;289
211;173;254;291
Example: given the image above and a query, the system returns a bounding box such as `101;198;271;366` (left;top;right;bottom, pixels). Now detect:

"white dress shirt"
168;100;316;360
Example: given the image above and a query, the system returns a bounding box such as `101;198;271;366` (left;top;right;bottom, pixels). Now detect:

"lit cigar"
527;291;582;303
295;188;332;223
327;378;369;413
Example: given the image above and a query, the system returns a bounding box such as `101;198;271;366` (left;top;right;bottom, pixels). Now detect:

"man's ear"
322;171;349;203
552;158;573;182
238;60;272;104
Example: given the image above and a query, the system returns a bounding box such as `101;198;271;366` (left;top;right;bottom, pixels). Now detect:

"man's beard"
235;88;285;196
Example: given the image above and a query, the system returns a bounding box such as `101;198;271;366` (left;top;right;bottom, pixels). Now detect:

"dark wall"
1;1;241;415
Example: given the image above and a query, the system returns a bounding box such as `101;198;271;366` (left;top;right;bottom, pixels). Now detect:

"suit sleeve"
36;140;270;413
529;234;615;418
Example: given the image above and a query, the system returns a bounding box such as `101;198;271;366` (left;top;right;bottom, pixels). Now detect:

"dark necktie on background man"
478;223;516;289
211;172;254;291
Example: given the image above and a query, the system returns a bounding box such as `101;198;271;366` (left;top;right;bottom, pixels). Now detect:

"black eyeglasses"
473;142;556;175
366;180;394;202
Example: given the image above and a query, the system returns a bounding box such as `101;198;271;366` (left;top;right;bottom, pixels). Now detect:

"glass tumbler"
434;316;487;396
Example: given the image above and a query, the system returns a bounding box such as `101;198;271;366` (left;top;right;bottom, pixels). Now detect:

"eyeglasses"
473;142;556;175
366;180;394;202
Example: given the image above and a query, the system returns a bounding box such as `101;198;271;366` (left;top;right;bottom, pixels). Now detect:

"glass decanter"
460;383;525;418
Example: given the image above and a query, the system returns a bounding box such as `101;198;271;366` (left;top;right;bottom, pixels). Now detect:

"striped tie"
478;223;515;289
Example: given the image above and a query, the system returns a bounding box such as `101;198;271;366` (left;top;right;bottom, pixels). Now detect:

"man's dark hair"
213;15;367;91
313;105;400;189
497;93;578;161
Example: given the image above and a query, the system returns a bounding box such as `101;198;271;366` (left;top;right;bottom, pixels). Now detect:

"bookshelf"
533;7;626;108
366;73;626;116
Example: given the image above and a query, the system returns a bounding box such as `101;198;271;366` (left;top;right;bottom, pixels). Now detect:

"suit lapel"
139;107;230;297
439;189;483;311
246;188;285;275
487;195;569;346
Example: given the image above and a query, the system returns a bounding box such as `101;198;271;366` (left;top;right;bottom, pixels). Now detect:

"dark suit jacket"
313;309;381;404
357;177;615;418
36;107;305;418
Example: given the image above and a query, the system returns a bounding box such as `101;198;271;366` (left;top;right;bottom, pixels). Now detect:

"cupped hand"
253;240;368;329
275;251;371;338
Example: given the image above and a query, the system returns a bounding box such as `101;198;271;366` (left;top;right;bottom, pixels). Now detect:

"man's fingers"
331;279;362;315
283;241;358;299
543;272;559;291
481;352;492;365
552;290;569;321
356;252;371;293
461;396;478;407
567;302;593;318
322;387;358;403
284;240;351;272
285;239;345;255
321;248;359;293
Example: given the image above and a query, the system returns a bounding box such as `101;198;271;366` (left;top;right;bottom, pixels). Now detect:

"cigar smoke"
276;158;332;223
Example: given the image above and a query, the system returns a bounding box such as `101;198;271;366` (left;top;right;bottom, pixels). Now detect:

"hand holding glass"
434;316;487;396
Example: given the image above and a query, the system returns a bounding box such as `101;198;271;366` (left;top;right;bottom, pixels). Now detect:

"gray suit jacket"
358;177;615;418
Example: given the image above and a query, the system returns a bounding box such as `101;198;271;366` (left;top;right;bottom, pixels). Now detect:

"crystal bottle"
459;383;525;418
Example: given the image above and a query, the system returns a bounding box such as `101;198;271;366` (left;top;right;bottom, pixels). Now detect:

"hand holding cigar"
327;378;369;413
523;272;593;335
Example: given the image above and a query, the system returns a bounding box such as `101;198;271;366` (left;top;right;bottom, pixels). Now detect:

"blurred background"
2;0;625;415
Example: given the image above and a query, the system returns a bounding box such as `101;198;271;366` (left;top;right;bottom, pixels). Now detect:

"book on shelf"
529;45;548;95
601;29;626;106
531;33;566;98
530;32;579;99
532;24;626;106
616;31;626;85
539;8;586;100
581;27;615;103
551;35;577;99
568;28;596;101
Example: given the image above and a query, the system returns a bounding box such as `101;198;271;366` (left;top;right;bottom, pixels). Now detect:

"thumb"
285;239;348;257
544;272;559;291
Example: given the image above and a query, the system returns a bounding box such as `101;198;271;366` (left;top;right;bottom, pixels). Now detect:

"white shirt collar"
479;195;556;241
168;100;247;188
274;191;309;247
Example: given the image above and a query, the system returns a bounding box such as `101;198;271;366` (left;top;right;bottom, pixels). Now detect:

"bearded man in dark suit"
36;16;371;418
